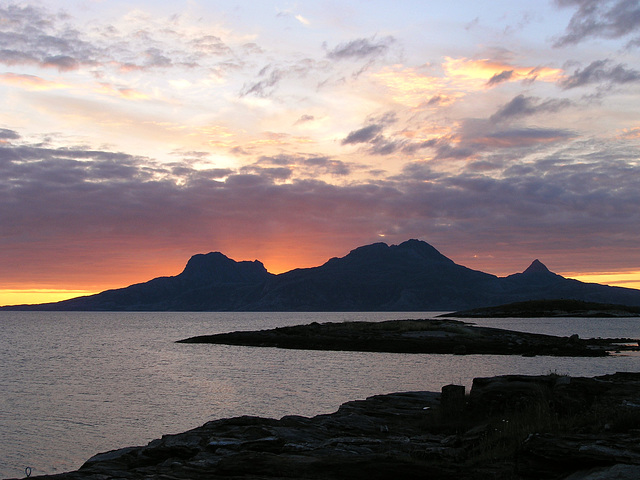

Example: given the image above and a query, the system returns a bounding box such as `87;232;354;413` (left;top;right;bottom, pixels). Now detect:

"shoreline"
17;372;640;480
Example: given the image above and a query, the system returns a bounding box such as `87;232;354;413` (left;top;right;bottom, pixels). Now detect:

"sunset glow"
1;0;640;306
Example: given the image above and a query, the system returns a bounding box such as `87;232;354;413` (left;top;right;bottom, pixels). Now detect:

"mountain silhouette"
4;240;640;311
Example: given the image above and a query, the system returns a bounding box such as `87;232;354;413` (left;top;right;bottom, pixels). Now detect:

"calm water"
1;311;640;479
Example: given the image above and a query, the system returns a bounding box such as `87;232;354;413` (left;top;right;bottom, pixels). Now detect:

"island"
440;299;640;318
23;372;640;479
176;318;639;356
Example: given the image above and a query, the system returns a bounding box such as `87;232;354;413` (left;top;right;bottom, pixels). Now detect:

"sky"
2;0;640;306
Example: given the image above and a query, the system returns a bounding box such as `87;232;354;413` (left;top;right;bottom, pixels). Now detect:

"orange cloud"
371;66;462;107
95;82;150;100
443;57;563;87
618;127;640;139
371;58;563;109
0;72;70;90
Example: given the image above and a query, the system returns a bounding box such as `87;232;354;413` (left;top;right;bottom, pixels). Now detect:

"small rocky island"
177;318;639;356
441;299;640;318
23;372;640;480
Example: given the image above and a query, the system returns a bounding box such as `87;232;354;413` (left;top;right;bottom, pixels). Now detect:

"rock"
441;384;466;417
18;373;640;480
177;318;640;357
562;464;640;480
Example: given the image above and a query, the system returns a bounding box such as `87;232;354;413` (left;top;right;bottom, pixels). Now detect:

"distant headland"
3;239;640;311
441;299;640;318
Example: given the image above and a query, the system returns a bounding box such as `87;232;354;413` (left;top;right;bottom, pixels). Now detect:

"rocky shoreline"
177;318;640;356
19;372;640;480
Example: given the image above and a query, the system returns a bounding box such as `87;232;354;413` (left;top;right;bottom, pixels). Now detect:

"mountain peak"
522;259;552;275
179;252;270;284
396;239;452;263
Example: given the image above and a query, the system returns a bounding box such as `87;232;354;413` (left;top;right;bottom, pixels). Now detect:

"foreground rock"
177;318;640;356
22;372;640;480
442;299;640;318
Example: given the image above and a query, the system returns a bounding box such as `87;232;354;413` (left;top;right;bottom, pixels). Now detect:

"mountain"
4;239;640;311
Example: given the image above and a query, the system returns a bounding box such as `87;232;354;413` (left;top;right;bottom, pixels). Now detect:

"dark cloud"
432;117;577;160
554;0;640;47
433;143;476;160
368;139;403;156
42;54;80;71
2;130;640;285
341;124;384;145
294;114;315;125
482;128;575;146
326;36;395;60
0;3;236;73
486;70;514;87
240;67;284;97
256;154;353;176
240;59;315;97
341;121;435;156
189;35;232;56
144;48;173;68
0;128;20;140
0;48;37;65
0;5;100;71
490;95;572;122
558;59;640;88
240;165;293;181
466;160;502;172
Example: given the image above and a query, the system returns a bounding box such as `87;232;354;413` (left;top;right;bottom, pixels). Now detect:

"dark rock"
177;318;640;357
18;373;640;480
441;384;466;417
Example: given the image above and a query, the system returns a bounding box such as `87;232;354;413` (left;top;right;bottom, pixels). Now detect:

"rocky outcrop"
177;318;640;356
20;373;640;480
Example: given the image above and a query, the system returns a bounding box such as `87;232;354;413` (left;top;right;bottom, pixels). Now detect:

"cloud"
326;36;395;60
189;35;232;56
341;124;384;145
0;3;236;75
478;128;576;147
256;154;354;176
0;5;100;71
486;70;514;87
294;114;315;125
239;59;316;97
0;128;20;141
554;0;640;47
240;67;285;97
490;95;572;122
443;57;563;86
558;59;640;88
2;129;640;286
42;55;80;71
295;14;310;26
0;72;71;91
430;118;577;160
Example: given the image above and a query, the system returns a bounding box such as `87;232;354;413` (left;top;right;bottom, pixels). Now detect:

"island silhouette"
4;239;640;311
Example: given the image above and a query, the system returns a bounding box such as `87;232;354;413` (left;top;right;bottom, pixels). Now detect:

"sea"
1;311;640;479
